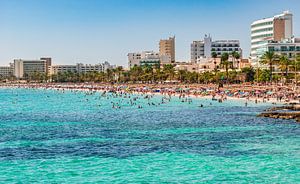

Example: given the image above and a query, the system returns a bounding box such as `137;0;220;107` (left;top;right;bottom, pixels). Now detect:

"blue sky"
0;0;299;66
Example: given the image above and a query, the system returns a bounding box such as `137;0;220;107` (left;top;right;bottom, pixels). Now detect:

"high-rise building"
14;58;50;79
191;35;242;63
40;57;52;75
251;11;293;62
159;36;175;63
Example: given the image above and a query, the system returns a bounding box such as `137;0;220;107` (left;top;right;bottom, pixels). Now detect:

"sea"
0;88;299;183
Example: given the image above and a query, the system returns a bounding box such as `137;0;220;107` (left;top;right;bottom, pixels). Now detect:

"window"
268;46;275;51
251;27;273;34
289;46;295;51
251;21;272;28
251;34;273;40
281;46;287;51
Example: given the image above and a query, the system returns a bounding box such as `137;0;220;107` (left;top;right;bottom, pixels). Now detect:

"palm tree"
163;64;175;81
241;67;255;82
211;52;218;70
116;66;123;83
141;65;153;83
177;70;186;82
294;55;300;84
231;51;237;69
106;68;113;82
232;51;240;69
221;53;230;81
278;55;291;78
260;51;278;82
129;65;143;82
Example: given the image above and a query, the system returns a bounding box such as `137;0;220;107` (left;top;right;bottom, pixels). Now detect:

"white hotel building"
14;59;49;79
251;11;293;63
191;35;242;63
0;63;14;78
49;61;115;75
128;51;171;68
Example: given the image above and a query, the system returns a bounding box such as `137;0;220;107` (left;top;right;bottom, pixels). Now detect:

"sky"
0;0;300;66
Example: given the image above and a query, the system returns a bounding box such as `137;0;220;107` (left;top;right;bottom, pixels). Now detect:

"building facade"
14;58;50;79
251;11;293;63
128;53;142;68
140;51;160;67
159;36;175;63
40;57;52;75
128;51;164;68
256;38;300;60
49;65;77;75
191;35;242;63
49;61;115;75
0;63;14;78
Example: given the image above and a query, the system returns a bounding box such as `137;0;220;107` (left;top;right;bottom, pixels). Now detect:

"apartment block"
159;36;175;63
49;61;115;75
14;58;50;79
0;63;14;78
191;35;242;63
128;51;164;68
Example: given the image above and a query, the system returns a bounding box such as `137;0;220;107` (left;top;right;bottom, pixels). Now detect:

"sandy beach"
1;83;299;105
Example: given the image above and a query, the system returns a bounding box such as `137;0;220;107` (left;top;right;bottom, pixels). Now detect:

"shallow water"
0;88;299;183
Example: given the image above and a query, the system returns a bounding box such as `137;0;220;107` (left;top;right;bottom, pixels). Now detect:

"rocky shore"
258;104;300;122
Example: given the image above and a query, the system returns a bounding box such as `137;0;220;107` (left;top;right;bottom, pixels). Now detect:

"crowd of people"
1;83;299;106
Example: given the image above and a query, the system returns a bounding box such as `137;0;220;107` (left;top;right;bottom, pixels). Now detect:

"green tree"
278;55;289;76
278;55;292;82
129;65;143;82
211;52;218;70
241;67;255;82
260;51;278;81
258;69;271;82
232;51;240;69
177;70;187;82
221;53;231;81
116;66;123;82
163;64;175;81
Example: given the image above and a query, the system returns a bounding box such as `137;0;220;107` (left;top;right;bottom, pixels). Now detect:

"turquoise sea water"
0;88;299;183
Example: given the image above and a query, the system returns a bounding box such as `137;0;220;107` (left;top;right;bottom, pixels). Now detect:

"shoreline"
2;83;300;122
0;82;297;106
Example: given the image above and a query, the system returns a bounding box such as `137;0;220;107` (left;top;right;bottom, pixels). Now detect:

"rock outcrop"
258;104;300;122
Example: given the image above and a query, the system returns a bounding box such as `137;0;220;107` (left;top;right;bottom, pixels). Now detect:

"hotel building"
251;11;293;63
128;53;142;68
128;51;170;68
159;36;175;63
191;35;242;63
14;58;50;79
77;61;114;73
49;61;115;75
48;65;77;75
256;38;300;60
0;63;14;78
